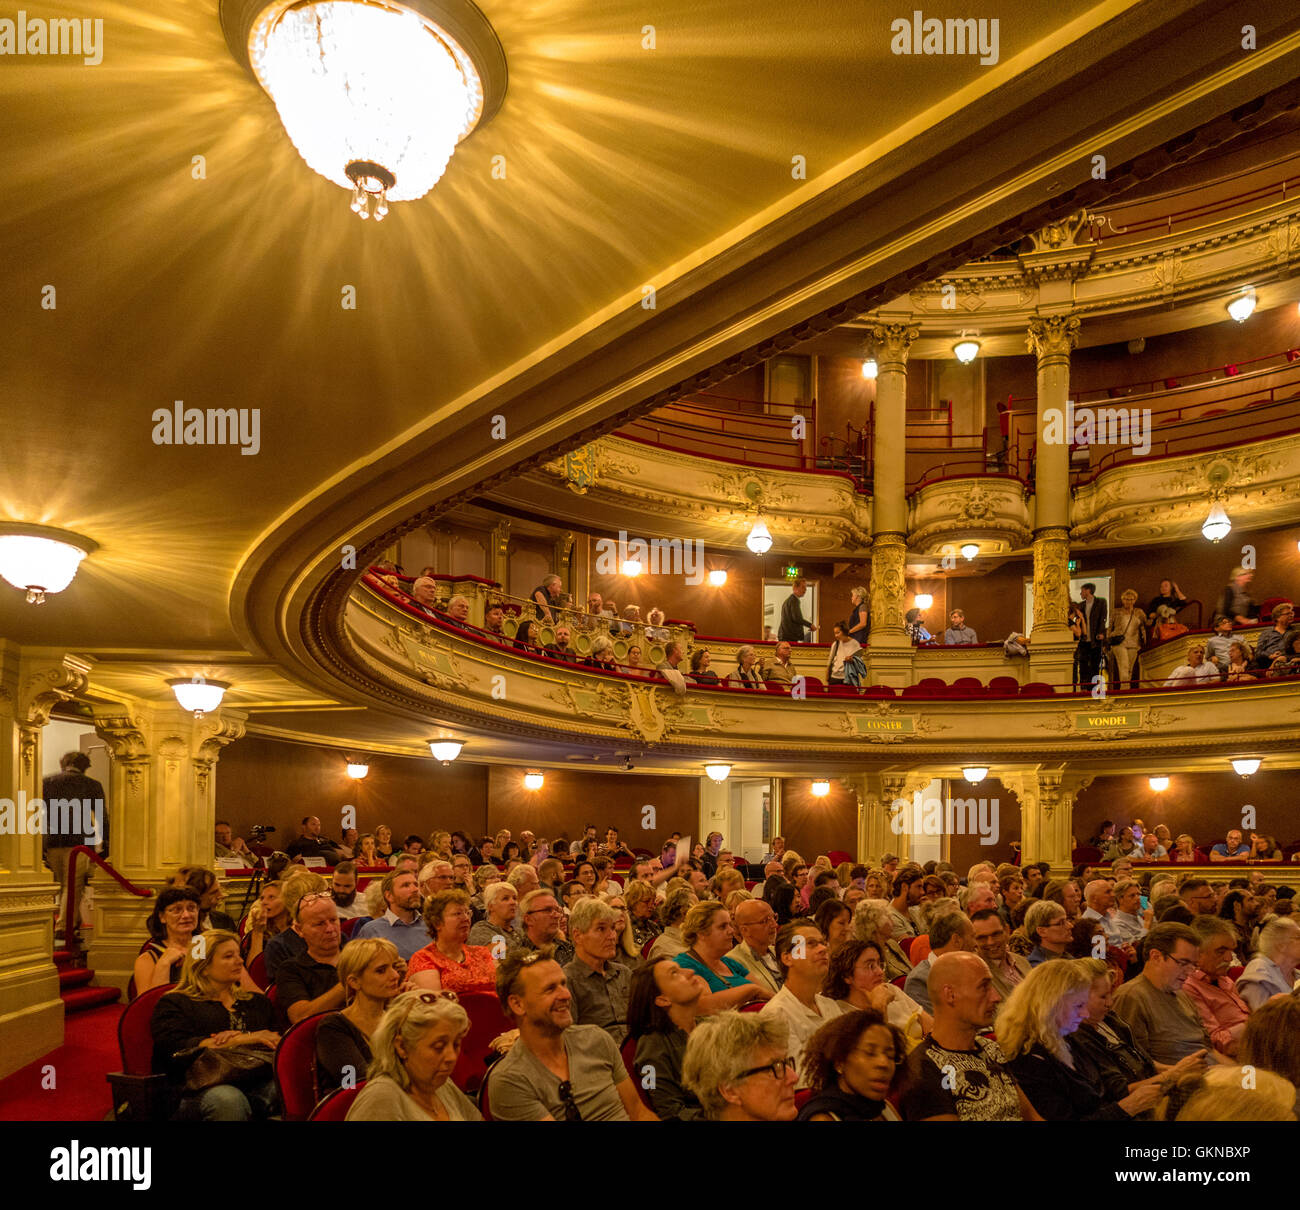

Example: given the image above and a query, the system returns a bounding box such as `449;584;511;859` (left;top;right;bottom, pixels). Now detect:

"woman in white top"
1164;642;1220;687
345;989;482;1122
825;937;931;1046
825;621;862;685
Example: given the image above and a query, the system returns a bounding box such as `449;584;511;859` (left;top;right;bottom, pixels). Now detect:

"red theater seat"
453;991;516;1094
309;1084;362;1121
107;982;175;1121
1020;682;1056;697
862;685;896;699
988;676;1020;695
952;677;986;696
246;951;268;990
274;1011;329;1121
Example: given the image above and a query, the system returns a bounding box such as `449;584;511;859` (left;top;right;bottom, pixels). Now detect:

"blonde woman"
345;989;482;1121
604;892;641;965
1107;590;1147;686
846;586;870;645
1159;1065;1296;1122
429;831;453;861
149;930;279;1120
996;959;1163;1120
1165;642;1218;686
316;937;402;1095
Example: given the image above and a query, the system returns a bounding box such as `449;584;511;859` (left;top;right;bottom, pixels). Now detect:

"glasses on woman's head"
737;1056;797;1082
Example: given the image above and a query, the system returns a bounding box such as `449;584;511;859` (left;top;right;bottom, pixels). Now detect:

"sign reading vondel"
1075;711;1142;730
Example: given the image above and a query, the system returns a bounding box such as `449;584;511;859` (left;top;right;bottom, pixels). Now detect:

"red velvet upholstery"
861;685;896;699
246;951;268;990
340;917;361;938
795;1089;813;1112
274;1010;329;1121
898;936;914;959
452;991;514;1094
827;850;853;866
740;1001;765;1013
118;982;174;1074
1072;846;1103;865
988;676;1020;695
620;1036;653;1108
1019;682;1056;697
308;1084;362;1121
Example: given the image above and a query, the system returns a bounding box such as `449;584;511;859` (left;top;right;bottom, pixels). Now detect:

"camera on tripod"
248;824;276;841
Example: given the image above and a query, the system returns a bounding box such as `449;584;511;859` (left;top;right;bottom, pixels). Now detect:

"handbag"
182;1044;274;1092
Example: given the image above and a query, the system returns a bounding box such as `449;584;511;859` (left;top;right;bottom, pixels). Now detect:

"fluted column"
866;322;919;685
0;646;94;1077
88;702;246;991
1026;316;1079;685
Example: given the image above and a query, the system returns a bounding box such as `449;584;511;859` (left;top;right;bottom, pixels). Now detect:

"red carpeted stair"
54;947;120;1014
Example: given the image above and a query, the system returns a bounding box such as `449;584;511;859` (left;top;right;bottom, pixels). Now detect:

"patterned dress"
406;943;496;994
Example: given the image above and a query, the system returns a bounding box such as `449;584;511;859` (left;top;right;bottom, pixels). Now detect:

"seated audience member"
345;989;482;1121
584;634;618;671
1218;889;1259;955
468;882;518;948
1266;631;1300;678
1024;900;1072;968
400;834;425;858
150;930;279;1121
513;619;543;653
489;949;656;1121
407;889;495;995
654;641;688;695
1167;835;1198;868
727;897;784;995
134;887;201;997
170;866;237;932
1235;916;1300;1010
279;893;348;1025
814;898;853;951
481;602;507;641
887;867;925;939
798;1008;905;1121
681;1010;798;1122
316;938;401;1095
761;921;842;1085
417;859;456;899
1240;997;1300;1097
328;861;369;920
286;815;344;864
1164;641;1218;686
764;641;796;685
943;608;977;644
647;887;697;962
1178;878;1217;916
506;862;540;904
214;820;252;864
1080;879;1128;947
1158;1064;1296;1123
1111;923;1220;1065
242;880;290;962
826;937;930;1040
1203;613;1236;672
900;952;1038;1121
354;834;382;867
1043;876;1083;919
604;893;641;966
1224;640;1257;682
625;880;663;951
510;889;576;965
905;912;975;1012
1209;828;1251;863
678;901;772;1009
903;607;932;644
562;899;632;1044
1181;916;1251;1058
1022;963;1175;1125
1109;881;1149;944
545;624;579;662
853;899;914;983
373;825;397;864
262;875;325;980
628;958;708;1121
1253;600;1296;668
351;870;431;960
970;909;1031;1008
734;645;764;687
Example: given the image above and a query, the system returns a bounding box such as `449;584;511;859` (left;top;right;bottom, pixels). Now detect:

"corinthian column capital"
1026;315;1080;365
864;322;920;371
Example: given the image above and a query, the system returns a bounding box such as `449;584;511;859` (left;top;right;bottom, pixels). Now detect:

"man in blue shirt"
352;870;431;959
1209;829;1251;863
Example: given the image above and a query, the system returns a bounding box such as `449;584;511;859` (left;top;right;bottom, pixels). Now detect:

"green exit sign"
1068;560;1079;573
783;565;801;578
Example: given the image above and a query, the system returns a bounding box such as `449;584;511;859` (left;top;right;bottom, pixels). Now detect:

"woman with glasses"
316;937;402;1096
851;900;914;984
132;886;202;999
408;889;497;995
1025;900;1072;967
825;938;930;1040
797;1008;904;1121
345;989;482;1121
682;1010;798;1121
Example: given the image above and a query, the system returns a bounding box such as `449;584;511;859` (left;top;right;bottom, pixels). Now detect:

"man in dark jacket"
778;578;817;643
43;751;107;936
1077;582;1108;683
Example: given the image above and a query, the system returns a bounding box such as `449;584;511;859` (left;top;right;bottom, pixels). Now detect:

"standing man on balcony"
1077;583;1107;685
43;751;107;941
778;578;817;643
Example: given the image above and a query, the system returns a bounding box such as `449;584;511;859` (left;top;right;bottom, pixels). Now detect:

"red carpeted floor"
0;1001;122;1121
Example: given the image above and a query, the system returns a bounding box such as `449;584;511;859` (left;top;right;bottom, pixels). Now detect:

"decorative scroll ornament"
869;537;907;633
1032;527;1070;630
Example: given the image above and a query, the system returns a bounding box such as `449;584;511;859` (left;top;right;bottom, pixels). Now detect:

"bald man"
900;952;1040;1122
727;898;782;994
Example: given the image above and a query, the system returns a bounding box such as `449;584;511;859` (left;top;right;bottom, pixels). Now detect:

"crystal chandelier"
228;0;506;221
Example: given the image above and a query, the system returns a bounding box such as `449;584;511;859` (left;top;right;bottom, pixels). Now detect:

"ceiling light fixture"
861;357;878;380
523;770;544;791
1148;776;1169;792
961;766;989;784
1231;758;1260;778
0;522;98;604
346;761;370;779
1201;501;1231;543
810;778;831;798
168;676;231;718
707;569;728;587
223;0;507;222
1226;289;1256;323
746;517;773;555
429;740;463;765
952;337;981;364
704;763;732;783
960;543;979;561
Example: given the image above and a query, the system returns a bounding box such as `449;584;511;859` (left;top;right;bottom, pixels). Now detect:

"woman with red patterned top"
407;888;497;995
